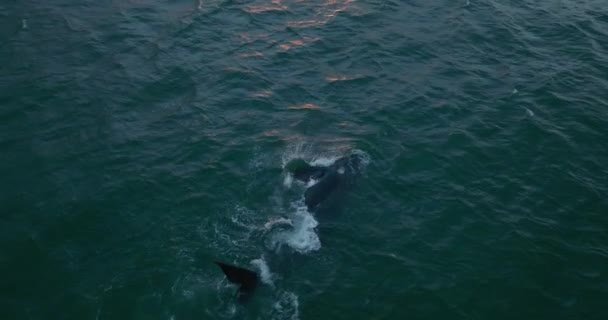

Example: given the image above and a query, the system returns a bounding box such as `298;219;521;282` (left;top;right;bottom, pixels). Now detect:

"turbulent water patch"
266;202;321;254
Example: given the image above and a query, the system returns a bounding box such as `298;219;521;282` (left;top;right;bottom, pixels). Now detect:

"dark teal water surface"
1;1;608;319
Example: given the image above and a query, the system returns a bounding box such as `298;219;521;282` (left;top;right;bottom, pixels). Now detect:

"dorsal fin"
215;261;258;297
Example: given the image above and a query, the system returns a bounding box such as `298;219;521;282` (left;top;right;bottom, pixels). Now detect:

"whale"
215;153;366;302
214;261;259;302
286;153;364;210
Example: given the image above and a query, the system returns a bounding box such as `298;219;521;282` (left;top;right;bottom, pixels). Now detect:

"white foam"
272;291;300;320
305;178;319;188
251;256;274;287
309;155;341;167
260;217;293;231
526;108;535;116
283;173;294;188
280;143;339;167
350;149;371;167
312;149;370;171
281;142;371;170
230;205;259;232
281;143;370;170
281;142;312;168
271;147;370;254
268;203;320;254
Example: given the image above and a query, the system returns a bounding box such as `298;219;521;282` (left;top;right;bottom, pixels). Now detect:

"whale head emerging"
285;159;328;183
287;153;366;210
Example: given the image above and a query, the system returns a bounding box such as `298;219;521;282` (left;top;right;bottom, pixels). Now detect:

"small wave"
229;205;261;232
283;172;294;188
271;291;300;320
526;107;535;117
350;149;371;168
260;217;294;231
306;178;319;188
267;203;320;254
281;142;370;170
280;142;343;169
326;74;361;82
281;142;313;168
217;303;237;319
287;103;321;110
280;142;342;187
200;205;264;257
309;154;342;167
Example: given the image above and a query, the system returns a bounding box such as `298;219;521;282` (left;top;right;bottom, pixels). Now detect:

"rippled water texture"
1;0;607;319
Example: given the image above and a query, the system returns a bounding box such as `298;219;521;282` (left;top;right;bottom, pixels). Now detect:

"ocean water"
1;0;607;319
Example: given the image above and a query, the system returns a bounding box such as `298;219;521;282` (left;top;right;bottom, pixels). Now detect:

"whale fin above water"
215;261;258;301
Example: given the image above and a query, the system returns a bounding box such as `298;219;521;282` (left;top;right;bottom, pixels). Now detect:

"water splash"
309;154;342;167
251;255;274;287
281;142;370;170
267;203;321;254
280;142;344;188
260;217;293;231
283;172;294;188
271;291;300;320
280;142;314;168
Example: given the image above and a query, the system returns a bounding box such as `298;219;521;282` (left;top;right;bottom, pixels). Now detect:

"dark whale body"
304;169;340;209
287;154;364;210
214;261;258;302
